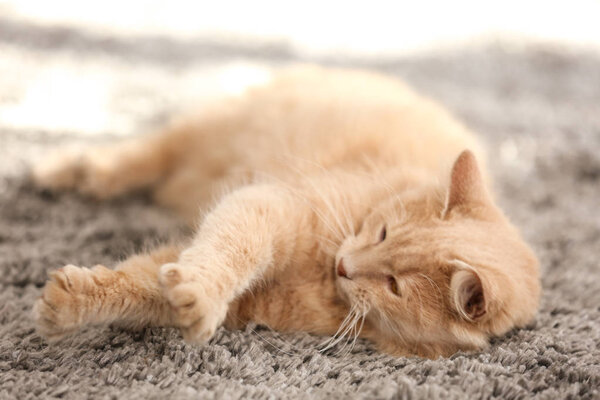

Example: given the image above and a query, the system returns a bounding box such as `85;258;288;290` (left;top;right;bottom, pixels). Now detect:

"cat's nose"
337;258;349;279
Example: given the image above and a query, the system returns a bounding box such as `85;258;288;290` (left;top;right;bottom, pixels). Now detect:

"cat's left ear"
450;267;487;321
442;150;494;218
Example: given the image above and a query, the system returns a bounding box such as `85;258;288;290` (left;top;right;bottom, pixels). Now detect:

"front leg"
34;245;182;341
159;184;299;343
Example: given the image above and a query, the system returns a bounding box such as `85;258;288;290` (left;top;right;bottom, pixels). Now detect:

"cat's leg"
33;245;182;341
31;108;237;200
32;129;181;200
159;184;302;343
32;100;246;201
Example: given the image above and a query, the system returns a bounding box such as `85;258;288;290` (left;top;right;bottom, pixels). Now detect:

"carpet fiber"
1;16;600;400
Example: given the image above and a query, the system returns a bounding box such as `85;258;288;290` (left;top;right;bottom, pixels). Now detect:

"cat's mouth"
333;257;355;304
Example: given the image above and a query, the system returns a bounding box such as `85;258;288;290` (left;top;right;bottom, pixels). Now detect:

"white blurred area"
3;0;600;56
0;54;273;135
1;0;599;137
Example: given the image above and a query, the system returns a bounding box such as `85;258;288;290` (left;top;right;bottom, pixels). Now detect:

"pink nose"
337;258;348;278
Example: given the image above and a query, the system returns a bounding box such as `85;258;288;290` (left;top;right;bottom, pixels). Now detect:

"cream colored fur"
32;66;540;358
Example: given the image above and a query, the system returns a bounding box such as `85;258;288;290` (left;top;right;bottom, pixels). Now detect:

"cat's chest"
227;255;342;331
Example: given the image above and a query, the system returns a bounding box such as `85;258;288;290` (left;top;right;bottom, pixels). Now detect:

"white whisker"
419;273;442;301
319;306;360;352
339;189;356;236
234;317;300;356
349;309;368;352
253;170;345;242
287;164;350;239
318;305;356;349
327;312;361;354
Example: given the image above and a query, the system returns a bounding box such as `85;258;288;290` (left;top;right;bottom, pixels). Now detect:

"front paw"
159;263;228;344
33;265;95;341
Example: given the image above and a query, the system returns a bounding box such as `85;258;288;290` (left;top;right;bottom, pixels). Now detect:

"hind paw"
32;147;128;199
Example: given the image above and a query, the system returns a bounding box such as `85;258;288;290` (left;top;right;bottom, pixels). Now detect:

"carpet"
1;16;599;400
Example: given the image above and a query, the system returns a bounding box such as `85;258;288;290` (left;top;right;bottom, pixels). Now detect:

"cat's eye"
387;275;400;296
378;225;387;243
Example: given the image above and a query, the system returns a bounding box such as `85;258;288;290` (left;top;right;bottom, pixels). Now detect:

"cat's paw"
159;263;228;344
32;148;85;190
32;147;124;199
33;265;97;341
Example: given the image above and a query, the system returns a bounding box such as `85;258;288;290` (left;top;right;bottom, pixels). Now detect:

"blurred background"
1;0;600;140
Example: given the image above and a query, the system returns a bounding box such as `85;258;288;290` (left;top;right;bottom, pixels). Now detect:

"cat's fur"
32;66;540;358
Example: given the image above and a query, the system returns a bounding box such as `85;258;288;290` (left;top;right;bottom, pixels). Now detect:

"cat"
31;66;541;358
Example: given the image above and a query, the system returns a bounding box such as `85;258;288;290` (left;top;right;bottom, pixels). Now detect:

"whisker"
234;318;299;356
286;164;350;239
253;170;345;242
313;234;341;250
411;281;428;331
328;312;361;354
361;156;405;205
319;307;360;352
418;273;443;301
339;311;362;357
379;308;403;340
318;305;356;349
349;309;368;352
339;189;356;236
277;155;363;235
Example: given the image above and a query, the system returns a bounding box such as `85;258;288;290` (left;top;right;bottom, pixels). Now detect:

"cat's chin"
334;275;356;309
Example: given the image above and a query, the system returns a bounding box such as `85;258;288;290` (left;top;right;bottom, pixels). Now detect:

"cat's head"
334;150;540;357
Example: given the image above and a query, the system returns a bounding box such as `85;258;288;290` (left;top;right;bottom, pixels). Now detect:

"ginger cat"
32;66;540;358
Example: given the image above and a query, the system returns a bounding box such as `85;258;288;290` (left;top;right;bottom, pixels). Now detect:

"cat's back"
230;66;486;179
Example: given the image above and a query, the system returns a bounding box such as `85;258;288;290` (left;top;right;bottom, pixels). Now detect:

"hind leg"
32;130;179;200
33;103;246;207
33;245;183;341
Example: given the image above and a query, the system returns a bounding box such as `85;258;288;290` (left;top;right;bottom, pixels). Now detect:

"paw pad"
159;263;185;287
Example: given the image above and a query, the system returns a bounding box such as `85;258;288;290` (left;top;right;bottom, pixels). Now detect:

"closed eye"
387;275;400;296
378;225;387;243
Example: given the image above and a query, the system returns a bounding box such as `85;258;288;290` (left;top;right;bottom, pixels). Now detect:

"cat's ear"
442;150;492;218
450;267;487;321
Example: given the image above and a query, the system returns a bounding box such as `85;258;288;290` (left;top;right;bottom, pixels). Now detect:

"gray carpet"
1;16;600;400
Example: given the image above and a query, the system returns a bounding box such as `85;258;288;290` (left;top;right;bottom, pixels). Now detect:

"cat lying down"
32;66;540;358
